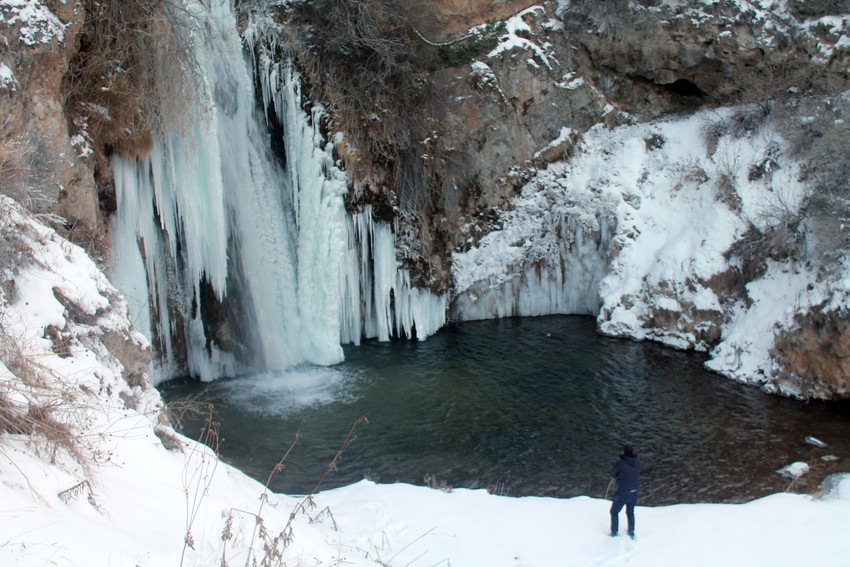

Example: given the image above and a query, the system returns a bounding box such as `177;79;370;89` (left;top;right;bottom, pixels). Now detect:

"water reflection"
160;316;850;504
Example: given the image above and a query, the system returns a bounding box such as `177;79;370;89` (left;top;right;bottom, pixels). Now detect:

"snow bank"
0;0;66;46
0;62;16;91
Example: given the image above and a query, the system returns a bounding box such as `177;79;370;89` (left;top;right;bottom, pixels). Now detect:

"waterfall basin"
160;315;850;504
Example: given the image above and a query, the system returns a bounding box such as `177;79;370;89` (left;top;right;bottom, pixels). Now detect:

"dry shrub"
218;416;367;566
0;290;96;472
162;390;211;432
180;404;220;565
0;391;29;434
726;94;850;282
275;0;438;185
0;116;60;214
0;203;29;280
62;0;201;167
0;352;87;469
776;95;850;266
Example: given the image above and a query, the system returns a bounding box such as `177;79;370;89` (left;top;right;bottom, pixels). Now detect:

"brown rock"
0;0;99;230
426;0;539;40
773;311;850;399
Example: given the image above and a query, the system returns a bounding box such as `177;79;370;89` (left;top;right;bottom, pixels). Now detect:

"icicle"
453;212;613;321
340;206;448;343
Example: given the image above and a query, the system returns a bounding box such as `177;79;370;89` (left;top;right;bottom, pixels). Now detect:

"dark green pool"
160;315;850;504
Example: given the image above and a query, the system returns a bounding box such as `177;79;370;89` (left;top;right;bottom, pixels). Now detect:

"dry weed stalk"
163;388;213;431
238;423;303;567
0;318;93;473
222;416;368;567
63;0;204;189
180;403;221;567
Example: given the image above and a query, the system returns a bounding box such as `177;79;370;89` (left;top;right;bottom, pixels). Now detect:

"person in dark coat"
609;444;641;539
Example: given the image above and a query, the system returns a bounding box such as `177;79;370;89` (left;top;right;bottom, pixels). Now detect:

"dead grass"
180;404;221;565
215;415;368;567
0;117;58;215
0;344;88;471
0;277;99;478
62;0;203;179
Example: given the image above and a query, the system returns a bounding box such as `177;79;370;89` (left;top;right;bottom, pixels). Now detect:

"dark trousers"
610;490;638;535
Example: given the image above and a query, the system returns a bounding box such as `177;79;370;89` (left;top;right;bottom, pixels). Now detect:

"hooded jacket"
611;454;641;494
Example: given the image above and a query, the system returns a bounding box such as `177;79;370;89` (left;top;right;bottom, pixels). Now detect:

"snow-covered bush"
783;95;850;267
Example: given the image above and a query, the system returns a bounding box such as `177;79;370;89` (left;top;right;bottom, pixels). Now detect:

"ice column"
111;0;307;380
452;213;613;321
252;50;447;345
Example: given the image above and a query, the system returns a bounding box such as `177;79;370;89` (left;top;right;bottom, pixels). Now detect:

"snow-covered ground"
2;194;850;566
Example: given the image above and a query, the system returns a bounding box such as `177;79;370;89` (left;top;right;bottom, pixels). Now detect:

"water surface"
160;316;850;504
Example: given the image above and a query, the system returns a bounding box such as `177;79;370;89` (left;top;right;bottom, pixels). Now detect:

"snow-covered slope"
2;193;850;566
452;103;849;398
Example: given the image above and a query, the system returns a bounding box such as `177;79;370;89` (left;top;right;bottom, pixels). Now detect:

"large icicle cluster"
112;0;276;381
251;37;448;346
111;0;447;383
340;207;447;344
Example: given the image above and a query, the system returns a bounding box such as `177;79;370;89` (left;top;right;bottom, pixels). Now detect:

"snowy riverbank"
2;194;850;566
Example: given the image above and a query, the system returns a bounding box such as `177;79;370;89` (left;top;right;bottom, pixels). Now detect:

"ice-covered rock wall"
451;183;615;320
455;104;850;399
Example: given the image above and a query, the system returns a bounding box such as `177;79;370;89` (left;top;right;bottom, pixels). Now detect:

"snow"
1;207;849;563
0;197;848;566
0;0;66;46
486;5;556;70
68;133;92;158
3;0;850;559
804;16;850;61
705;261;815;391
0;62;16;91
777;461;810;479
470;60;508;105
452;105;824;392
533;125;574;158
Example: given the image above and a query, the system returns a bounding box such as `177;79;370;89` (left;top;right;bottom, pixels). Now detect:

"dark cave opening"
663;78;706;98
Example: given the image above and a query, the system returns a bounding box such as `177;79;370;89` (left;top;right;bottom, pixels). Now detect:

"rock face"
369;0;850;399
391;0;846;291
432;5;608;210
427;0;538;38
392;2;614;291
0;1;99;232
773;311;850;399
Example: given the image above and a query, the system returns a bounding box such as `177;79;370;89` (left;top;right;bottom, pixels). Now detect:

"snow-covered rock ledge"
452;102;850;400
1;193;850;566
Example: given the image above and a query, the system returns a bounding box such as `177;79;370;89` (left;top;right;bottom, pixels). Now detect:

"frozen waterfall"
110;0;446;383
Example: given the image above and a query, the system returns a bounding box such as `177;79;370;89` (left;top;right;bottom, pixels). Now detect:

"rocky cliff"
277;0;850;398
0;0;98;234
